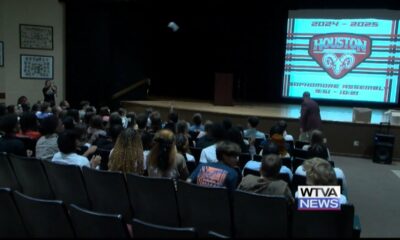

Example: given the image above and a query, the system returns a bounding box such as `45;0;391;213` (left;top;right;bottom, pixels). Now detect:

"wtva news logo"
298;186;341;211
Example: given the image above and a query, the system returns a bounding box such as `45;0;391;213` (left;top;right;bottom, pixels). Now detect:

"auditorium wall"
0;0;65;105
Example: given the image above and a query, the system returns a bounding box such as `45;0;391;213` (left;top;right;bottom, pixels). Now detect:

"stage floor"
122;100;387;125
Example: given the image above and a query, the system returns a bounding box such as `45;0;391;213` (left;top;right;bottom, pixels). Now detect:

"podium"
214;73;233;106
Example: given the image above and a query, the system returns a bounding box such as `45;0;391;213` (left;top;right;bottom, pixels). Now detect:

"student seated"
243;142;293;180
187;141;240;191
294;157;347;204
238;154;294;204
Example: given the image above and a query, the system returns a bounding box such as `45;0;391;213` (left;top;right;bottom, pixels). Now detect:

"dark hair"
269;124;282;136
308;144;329;160
176;120;189;134
57;130;79;154
211;123;226;142
150;111;162;132
7;105;15;114
136;113;148;130
109;112;122;127
168;112;179;123
84;112;95;125
216;141;241;162
227;127;244;149
39;115;60;135
310;130;324;145
20;103;30;113
204;120;213;133
303;91;311;98
62;116;75;130
175;133;188;154
141;131;153;151
192;113;202;126
74;123;88;142
17;96;28;105
278;120;287;132
222;118;233;131
80;100;90;108
248;116;260;128
59;100;69;109
20;112;38;133
67;109;80;123
31;103;41;113
40;102;51;113
99;106;110;116
260;154;281;178
262;142;279;156
118;108;127;116
109;124;123;142
0;114;19;134
126;112;136;128
90;115;103;129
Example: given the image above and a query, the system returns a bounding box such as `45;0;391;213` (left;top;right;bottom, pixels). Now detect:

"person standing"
43;80;57;106
299;91;321;142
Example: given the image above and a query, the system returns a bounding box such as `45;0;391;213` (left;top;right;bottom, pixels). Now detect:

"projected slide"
283;11;400;103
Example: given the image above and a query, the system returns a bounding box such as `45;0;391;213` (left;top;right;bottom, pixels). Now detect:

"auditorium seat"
15;137;37;157
125;173;180;227
233;190;289;238
176;181;233;237
132;218;197;238
82;167;133;221
0;152;21;190
0;188;28;237
186;160;198;174
281;157;292;170
291;201;357;238
189;147;202;164
42;161;91;209
292;157;307;174
208;231;230;238
69;204;130;238
238;153;252;170
295;141;310;149
9;154;54;199
95;148;111;170
13;191;75;238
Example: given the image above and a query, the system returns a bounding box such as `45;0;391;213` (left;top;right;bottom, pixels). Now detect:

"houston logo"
309;34;371;79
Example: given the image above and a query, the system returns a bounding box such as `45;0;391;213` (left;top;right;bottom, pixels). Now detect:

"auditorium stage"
121;100;400;161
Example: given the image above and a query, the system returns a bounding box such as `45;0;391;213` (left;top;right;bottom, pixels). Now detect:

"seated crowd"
0;97;349;206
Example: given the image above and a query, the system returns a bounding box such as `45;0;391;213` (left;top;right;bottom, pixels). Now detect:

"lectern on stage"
214;73;233;106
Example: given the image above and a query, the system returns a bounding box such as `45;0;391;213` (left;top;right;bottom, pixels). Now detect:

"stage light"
167;21;179;32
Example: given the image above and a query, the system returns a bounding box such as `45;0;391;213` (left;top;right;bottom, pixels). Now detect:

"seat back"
291;174;307;194
291;202;355;238
0;152;20;190
233;190;288;238
238;153;251;170
281;157;292;170
208;230;230;238
42;161;91;209
126;173;180;227
69;204;130;238
294;141;310;149
132;218;197;238
13;191;75;238
96;148;111;170
0;188;28;237
82;167;133;221
176;181;232;237
292;157;306;173
189;147;202;164
292;148;309;159
243;168;259;177
15;137;37;157
9;154;53;199
186;161;198;174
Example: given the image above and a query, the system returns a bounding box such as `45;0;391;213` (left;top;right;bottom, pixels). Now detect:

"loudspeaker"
373;133;395;164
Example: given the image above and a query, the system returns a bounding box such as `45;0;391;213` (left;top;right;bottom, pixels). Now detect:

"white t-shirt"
186;153;195;162
199;144;217;163
52;152;90;168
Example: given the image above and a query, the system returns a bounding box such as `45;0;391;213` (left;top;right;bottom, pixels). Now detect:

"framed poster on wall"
20;55;53;80
0;41;3;66
20;24;53;50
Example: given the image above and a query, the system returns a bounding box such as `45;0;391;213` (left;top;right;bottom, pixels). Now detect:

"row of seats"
0;153;360;238
1;188;202;238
